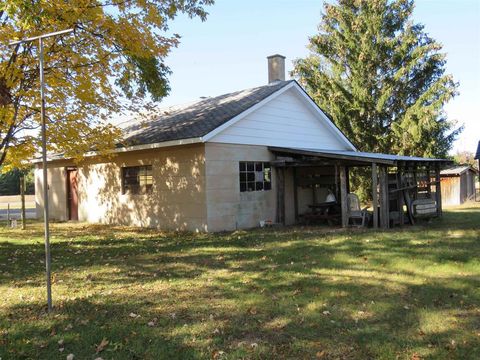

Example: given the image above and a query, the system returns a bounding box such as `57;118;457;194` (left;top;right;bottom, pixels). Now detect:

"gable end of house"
204;82;356;152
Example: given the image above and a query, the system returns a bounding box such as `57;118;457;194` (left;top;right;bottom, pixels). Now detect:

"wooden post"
340;166;348;228
379;166;390;229
345;167;350;194
396;167;404;226
372;163;378;229
435;165;443;217
293;167;298;222
20;175;26;230
334;164;339;199
413;166;418;200
276;167;285;225
426;165;431;197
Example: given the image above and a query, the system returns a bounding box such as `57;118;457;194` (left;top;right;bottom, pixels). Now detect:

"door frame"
66;167;78;221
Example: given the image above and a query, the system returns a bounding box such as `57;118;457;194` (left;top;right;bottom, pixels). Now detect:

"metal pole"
39;37;52;313
9;28;74;314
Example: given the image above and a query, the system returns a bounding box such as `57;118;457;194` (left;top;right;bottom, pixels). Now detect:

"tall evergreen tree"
293;0;461;159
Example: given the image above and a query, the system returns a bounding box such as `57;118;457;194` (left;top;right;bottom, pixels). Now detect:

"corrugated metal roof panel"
441;165;478;176
269;147;451;165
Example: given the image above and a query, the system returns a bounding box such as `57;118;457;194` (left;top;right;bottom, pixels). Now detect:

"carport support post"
379;166;390;229
372;163;378;229
340;165;348;228
396;167;404;227
20;175;26;230
435;165;443;217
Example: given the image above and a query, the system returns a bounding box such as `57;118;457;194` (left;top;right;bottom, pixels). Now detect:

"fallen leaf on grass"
212;350;225;359
129;312;140;318
95;338;109;353
66;354;74;360
316;350;326;358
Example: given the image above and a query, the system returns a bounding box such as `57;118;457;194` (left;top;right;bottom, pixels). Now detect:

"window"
239;162;271;192
121;165;153;194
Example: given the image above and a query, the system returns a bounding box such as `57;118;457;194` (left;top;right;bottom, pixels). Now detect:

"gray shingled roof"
119;80;294;147
475;140;480;160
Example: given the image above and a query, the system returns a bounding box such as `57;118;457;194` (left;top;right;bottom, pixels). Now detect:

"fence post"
20;175;26;229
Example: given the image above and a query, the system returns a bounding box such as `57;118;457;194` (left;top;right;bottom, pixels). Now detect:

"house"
35;55;451;232
440;165;478;205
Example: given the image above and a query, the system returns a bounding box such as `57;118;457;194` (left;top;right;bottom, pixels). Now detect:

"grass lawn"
1;204;479;359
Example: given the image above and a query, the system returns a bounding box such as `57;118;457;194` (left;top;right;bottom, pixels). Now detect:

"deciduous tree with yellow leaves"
0;0;213;170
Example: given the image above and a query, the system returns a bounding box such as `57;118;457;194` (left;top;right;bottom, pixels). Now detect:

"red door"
67;169;78;221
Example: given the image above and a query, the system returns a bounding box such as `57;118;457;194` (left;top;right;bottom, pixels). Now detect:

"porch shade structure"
269;147;452;229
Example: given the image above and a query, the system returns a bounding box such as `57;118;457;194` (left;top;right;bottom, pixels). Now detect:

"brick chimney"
267;54;286;83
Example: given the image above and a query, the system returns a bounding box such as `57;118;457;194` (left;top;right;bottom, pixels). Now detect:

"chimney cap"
267;54;286;59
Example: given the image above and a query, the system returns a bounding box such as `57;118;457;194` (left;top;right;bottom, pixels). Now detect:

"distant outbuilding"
440;165;478;205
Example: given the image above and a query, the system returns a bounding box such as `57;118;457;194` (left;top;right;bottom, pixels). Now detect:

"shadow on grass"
1;206;479;359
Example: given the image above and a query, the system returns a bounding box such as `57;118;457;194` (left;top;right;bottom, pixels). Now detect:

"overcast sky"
161;0;480;154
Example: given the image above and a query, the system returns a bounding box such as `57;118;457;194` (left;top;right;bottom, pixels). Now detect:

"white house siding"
208;88;350;151
204;143;280;231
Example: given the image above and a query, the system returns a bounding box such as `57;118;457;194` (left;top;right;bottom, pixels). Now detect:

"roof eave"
31;136;205;164
269;146;452;167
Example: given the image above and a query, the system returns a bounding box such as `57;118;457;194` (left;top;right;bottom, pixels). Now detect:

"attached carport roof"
269;147;452;167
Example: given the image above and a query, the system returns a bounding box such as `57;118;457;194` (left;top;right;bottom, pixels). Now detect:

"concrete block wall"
35;144;208;232
205;143;277;231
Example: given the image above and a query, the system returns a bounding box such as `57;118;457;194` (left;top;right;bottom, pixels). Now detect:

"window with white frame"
239;162;271;192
